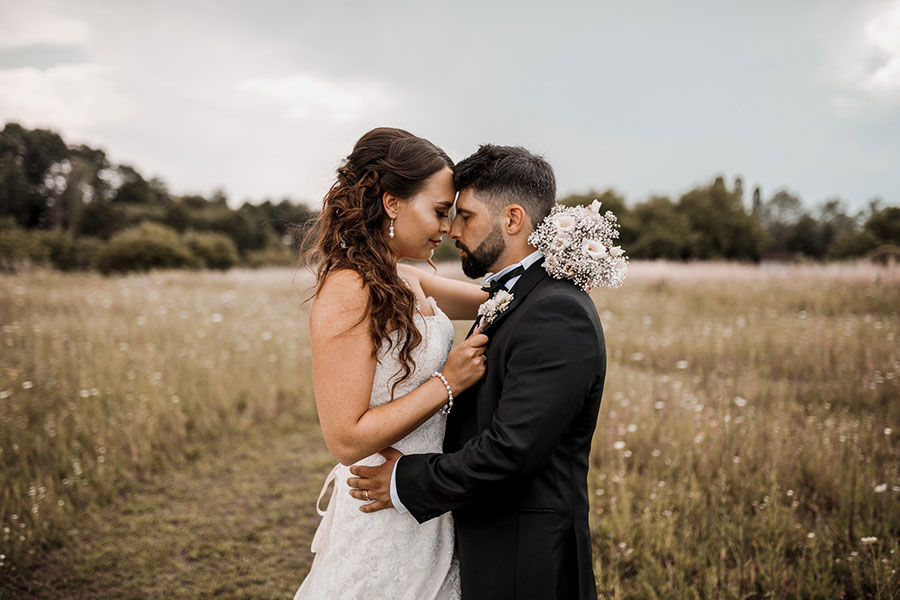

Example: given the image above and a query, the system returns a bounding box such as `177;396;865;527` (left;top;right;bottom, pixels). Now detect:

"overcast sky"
1;0;898;210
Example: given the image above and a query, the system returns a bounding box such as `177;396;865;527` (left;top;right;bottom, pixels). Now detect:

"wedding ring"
365;490;370;501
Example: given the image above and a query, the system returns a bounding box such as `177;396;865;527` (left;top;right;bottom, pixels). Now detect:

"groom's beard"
457;224;506;279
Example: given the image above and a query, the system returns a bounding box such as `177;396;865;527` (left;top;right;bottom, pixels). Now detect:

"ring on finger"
365;490;370;501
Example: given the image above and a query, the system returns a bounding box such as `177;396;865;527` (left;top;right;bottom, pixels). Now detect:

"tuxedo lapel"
473;260;547;336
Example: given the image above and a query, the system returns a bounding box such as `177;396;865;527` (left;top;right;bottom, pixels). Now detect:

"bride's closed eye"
436;210;449;218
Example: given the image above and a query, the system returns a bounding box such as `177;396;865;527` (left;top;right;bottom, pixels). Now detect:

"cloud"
0;0;90;48
0;64;135;137
237;74;394;122
864;0;900;92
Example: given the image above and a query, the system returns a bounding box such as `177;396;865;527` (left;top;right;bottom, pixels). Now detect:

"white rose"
494;290;514;310
590;199;602;213
554;214;576;233
609;245;624;257
551;234;571;251
582;239;607;259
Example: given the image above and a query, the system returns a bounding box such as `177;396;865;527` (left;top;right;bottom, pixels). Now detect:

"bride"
294;127;489;599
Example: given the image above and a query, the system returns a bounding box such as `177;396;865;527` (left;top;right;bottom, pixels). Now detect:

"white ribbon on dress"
310;463;341;553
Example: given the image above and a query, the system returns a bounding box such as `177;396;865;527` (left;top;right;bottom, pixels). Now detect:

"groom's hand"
347;447;402;513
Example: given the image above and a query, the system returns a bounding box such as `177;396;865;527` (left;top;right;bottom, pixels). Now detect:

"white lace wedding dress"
294;297;461;600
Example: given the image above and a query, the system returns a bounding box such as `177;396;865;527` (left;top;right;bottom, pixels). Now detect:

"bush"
183;230;239;270
244;245;296;268
34;230;102;271
95;222;201;274
0;221;49;272
826;230;880;259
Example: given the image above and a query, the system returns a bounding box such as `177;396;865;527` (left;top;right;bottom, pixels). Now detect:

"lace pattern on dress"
294;297;460;600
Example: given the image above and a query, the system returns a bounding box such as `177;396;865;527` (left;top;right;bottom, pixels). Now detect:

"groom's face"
450;189;506;279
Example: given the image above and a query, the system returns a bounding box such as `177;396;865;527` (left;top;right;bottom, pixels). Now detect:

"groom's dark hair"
453;144;556;227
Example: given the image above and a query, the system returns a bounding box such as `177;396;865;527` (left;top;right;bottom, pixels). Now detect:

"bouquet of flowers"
528;199;628;292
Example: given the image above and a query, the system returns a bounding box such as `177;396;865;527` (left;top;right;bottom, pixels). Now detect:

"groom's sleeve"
395;294;603;523
389;458;409;514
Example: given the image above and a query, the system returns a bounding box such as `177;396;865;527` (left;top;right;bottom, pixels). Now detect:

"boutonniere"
477;289;514;328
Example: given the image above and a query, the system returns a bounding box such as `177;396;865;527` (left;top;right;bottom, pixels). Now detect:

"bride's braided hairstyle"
304;127;453;394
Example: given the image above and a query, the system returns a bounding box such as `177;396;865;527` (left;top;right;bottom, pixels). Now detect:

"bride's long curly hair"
303;127;453;393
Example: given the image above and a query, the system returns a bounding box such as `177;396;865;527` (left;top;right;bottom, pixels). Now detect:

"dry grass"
1;261;898;598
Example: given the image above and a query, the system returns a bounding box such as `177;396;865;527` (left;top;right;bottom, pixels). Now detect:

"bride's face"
388;166;455;261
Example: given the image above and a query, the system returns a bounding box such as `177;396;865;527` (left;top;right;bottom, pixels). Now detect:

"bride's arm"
398;263;488;320
311;270;486;466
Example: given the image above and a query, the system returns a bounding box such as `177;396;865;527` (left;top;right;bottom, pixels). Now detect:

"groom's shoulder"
524;277;598;316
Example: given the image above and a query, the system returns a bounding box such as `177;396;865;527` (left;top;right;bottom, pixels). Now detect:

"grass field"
1;261;898;598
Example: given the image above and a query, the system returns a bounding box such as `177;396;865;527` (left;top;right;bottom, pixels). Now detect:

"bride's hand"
441;332;488;393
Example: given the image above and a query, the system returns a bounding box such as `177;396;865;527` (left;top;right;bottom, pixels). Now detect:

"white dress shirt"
389;250;544;514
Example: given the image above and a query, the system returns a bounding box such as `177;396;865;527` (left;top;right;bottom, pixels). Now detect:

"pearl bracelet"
432;371;454;414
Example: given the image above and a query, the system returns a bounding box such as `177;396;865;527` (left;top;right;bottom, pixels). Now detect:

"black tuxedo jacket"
396;261;605;600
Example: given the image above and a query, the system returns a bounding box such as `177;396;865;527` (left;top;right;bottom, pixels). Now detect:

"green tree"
0;122;70;228
864;206;900;244
677;176;765;260
628;196;697;260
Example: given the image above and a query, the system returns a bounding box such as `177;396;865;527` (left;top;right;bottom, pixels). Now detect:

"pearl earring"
389;218;395;239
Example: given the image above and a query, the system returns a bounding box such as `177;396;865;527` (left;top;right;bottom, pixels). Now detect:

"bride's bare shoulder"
310;269;368;332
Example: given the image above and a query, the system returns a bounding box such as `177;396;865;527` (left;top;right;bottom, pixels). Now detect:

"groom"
349;145;606;599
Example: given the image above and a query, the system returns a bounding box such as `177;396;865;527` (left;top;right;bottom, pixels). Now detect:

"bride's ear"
382;192;401;220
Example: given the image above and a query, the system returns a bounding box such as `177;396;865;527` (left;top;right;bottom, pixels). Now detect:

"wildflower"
675;360;688;369
79;390;90;398
651;449;661;457
874;483;887;493
623;450;632;458
693;434;704;444
885;427;893;436
22;381;33;390
630;352;644;361
807;532;815;539
734;396;748;408
786;490;794;497
654;401;665;410
626;424;637;433
0;390;10;399
211;313;224;323
613;441;626;450
861;536;877;543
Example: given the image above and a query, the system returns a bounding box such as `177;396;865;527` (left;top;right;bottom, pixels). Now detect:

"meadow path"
8;421;334;600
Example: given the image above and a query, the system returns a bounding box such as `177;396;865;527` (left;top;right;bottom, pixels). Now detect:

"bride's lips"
429;239;441;247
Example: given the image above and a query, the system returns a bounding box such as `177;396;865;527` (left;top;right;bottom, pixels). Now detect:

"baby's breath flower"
529;202;627;291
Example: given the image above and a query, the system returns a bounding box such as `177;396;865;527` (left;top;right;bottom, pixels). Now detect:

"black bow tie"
480;265;525;296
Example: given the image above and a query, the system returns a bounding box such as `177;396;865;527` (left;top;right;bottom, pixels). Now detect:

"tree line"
0;123;315;273
1;122;898;273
